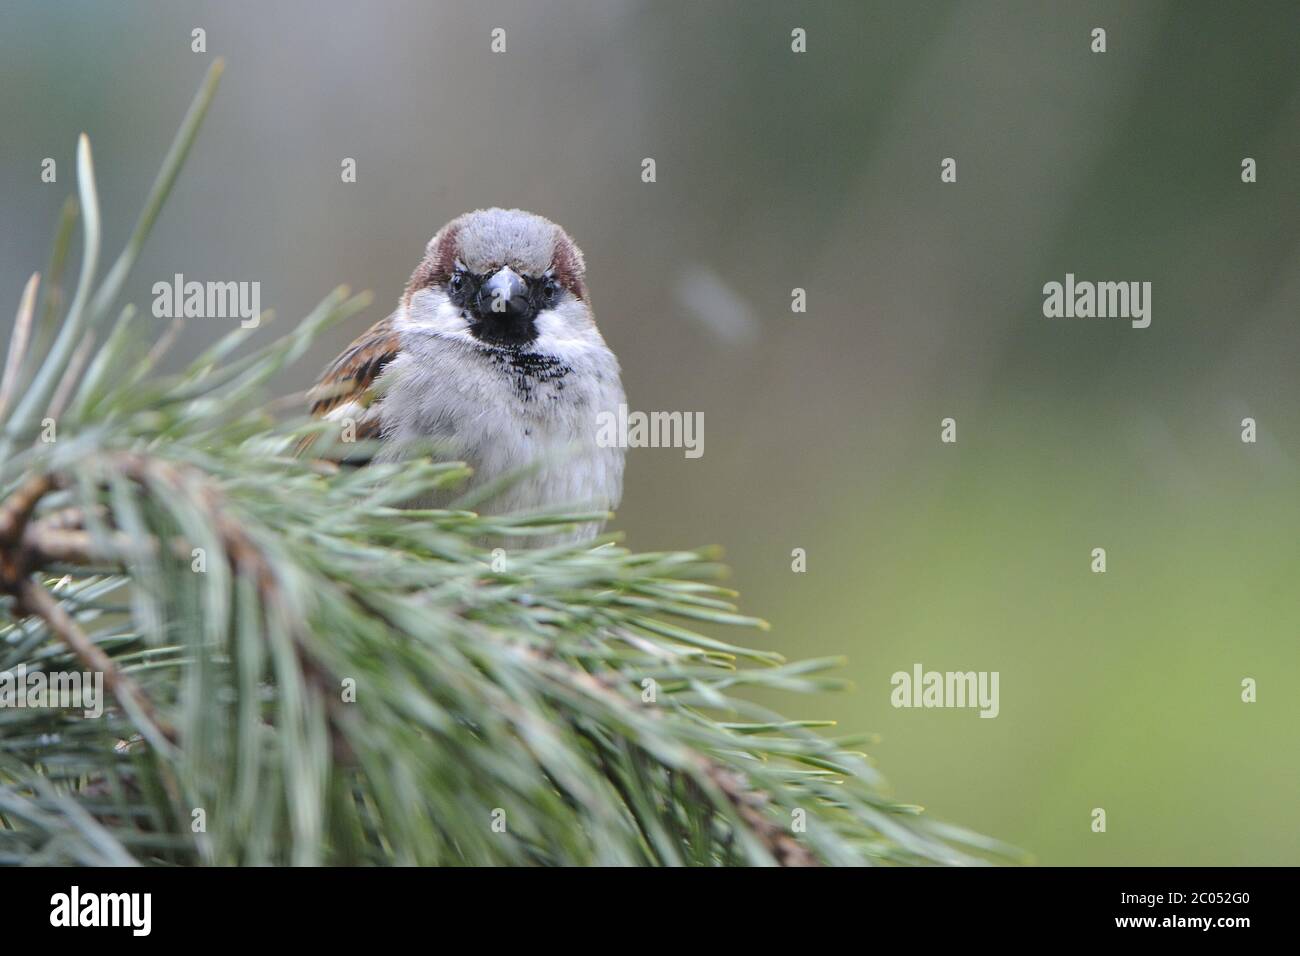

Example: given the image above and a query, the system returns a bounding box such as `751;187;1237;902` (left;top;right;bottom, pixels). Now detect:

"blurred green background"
2;1;1297;864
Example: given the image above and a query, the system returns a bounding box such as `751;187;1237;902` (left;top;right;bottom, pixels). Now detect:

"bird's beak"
477;267;529;320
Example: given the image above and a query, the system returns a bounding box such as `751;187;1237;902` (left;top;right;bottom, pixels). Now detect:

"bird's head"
403;208;594;351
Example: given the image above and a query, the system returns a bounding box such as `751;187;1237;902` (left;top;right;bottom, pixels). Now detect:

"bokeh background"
2;1;1297;864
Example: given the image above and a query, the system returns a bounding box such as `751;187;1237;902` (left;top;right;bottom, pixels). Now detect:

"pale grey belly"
380;417;624;547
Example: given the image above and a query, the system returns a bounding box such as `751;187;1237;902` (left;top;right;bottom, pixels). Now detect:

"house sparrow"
308;208;625;546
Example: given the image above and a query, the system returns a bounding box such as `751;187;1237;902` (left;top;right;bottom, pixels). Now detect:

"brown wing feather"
298;314;401;457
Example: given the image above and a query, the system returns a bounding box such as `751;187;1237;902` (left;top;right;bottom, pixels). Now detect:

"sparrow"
308;208;625;546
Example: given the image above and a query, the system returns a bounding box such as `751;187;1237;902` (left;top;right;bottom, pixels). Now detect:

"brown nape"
402;223;462;303
550;233;588;301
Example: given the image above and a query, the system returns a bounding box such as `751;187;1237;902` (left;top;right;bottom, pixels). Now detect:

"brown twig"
0;465;179;743
0;472;61;544
143;452;355;760
22;524;143;566
520;641;819;866
10;576;177;745
700;762;817;867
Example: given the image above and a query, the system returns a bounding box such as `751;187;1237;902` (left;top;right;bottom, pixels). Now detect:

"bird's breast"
380;345;625;522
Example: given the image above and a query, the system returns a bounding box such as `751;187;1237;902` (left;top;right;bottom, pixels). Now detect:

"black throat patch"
480;348;573;402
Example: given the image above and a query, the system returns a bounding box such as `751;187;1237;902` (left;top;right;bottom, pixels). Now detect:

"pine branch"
0;62;1020;867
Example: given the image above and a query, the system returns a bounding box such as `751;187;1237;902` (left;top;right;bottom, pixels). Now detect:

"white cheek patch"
531;308;566;341
531;310;582;359
403;289;473;339
533;302;593;345
530;306;612;371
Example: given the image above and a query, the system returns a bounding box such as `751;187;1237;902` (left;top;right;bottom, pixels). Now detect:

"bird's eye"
541;278;561;305
449;272;465;294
